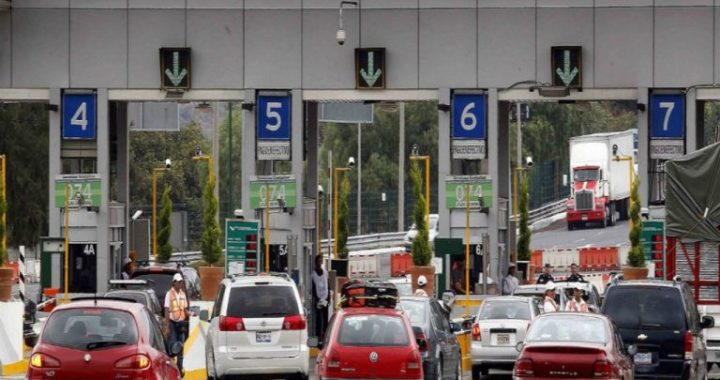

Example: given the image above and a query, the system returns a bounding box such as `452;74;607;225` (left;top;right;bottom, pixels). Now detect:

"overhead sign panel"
62;91;97;140
160;48;191;91
551;46;582;88
445;175;493;209
319;102;374;124
355;48;385;89
257;92;291;160
650;93;685;159
249;175;297;209
451;92;487;160
54;174;101;208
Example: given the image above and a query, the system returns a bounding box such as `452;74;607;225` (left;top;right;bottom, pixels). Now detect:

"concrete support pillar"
686;89;698;154
115;102;130;257
637;88;649;208
240;89;256;214
487;88;500;282
290;89;305;290
96;89;110;294
438;88;451;238
48;89;62;236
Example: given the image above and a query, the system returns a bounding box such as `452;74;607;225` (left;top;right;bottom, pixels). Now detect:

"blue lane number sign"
451;93;486;160
650;93;685;159
257;93;291;160
62;92;97;140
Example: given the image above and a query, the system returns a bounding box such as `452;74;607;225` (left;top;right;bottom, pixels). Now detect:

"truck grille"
575;191;594;211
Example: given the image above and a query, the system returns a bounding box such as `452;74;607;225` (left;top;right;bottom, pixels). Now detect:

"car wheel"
296;374;309;380
568;222;575;231
471;365;481;380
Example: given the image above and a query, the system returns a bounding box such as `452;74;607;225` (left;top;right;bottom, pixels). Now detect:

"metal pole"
64;185;70;303
464;184;470;316
152;169;158;258
398;102;405;232
425;157;430;228
265;183;270;272
333;168;338;259
328;152;333;258
0;155;5;261
513;168;519;221
516;103;522;168
228;102;233;216
318;194;322;257
357;123;362;235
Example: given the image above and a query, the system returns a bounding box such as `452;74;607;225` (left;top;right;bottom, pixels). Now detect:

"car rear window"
526;316;607;344
227;286;299;318
479;301;531;320
105;291;147;306
400;300;427;326
42;308;138;351
132;273;174;303
338;314;410;347
603;286;685;330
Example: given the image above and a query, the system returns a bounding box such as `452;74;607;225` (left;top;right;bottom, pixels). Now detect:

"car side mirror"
627;344;638;356
170;341;183;356
412;326;427;351
702;315;715;329
199;310;210;322
515;342;524;353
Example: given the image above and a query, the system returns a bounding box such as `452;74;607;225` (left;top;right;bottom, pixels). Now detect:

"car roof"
553;282;597;289
54;299;144;313
340;307;405;316
400;296;433;302
610;279;679;288
535;311;610;321
482;296;535;302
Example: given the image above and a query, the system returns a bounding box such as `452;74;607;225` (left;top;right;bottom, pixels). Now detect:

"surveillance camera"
131;210;143;221
165;158;172;168
318;185;324;197
612;144;618;156
195;146;202;157
347;156;355;168
234;209;244;219
336;28;346;45
525;156;533;167
411;144;419;156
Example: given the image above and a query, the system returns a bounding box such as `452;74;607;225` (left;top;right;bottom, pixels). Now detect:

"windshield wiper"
86;341;127;350
261;312;287;317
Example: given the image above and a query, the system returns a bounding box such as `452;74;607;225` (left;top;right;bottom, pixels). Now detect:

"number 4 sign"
63;92;97;140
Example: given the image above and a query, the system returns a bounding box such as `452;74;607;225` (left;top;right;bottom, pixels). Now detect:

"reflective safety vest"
169;288;188;321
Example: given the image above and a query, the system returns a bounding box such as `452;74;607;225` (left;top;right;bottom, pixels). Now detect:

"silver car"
470;296;540;379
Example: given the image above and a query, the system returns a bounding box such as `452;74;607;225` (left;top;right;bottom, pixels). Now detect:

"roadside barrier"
0;301;25;376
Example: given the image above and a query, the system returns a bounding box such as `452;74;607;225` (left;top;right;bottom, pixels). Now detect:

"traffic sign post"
551;46;582;88
160;48;191;91
650;93;685;160
256;92;292;161
445;175;492;209
640;220;665;279
62;91;97;140
225;219;260;276
451;92;487;160
249;175;297;209
355;48;385;89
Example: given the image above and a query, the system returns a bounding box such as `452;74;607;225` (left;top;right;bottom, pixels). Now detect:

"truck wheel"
602;206;609;228
619;198;629;220
609;203;616;226
568;222;575;231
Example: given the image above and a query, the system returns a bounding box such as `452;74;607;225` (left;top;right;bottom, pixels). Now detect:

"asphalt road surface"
531;218;629;250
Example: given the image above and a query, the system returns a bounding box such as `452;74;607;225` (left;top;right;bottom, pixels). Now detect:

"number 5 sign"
63;91;97;140
257;92;291;160
451;92;487;159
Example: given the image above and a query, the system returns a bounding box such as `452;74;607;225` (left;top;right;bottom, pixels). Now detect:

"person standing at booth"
164;273;189;377
312;255;330;344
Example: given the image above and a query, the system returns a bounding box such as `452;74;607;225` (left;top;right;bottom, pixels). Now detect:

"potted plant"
517;172;531;261
198;171;224;300
0;175;11;301
156;186;173;263
623;176;648;280
409;161;435;295
331;176;350;278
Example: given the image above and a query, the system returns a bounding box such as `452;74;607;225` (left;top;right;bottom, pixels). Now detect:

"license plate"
581;214;588;221
496;334;510;345
256;331;271;343
634;352;652;365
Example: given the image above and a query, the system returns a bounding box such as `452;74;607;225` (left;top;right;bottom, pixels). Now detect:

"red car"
26;297;182;380
315;307;424;380
514;312;635;380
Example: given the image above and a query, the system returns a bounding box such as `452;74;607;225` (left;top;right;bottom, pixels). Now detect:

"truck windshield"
574;169;599;182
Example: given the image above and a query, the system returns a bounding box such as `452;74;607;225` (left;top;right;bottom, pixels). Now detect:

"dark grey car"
401;296;462;380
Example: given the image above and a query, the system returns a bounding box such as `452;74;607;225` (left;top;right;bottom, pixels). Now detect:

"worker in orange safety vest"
164;273;189;376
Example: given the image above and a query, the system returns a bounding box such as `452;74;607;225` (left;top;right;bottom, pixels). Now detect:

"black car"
105;279;164;324
400;296;462;380
602;279;714;380
131;262;200;307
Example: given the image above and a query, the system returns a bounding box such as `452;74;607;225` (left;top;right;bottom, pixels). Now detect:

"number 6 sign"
62;92;97;140
452;93;486;140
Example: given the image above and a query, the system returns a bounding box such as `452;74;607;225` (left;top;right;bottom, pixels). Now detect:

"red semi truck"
566;129;636;230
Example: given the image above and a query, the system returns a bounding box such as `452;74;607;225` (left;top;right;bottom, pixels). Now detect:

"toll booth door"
268;244;288;273
70;244;97;293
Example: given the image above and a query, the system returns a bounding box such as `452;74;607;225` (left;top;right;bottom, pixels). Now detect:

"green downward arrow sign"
555;49;578;87
165;51;188;87
360;52;382;87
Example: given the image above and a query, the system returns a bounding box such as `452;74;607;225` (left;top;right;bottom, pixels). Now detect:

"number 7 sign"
63;92;97;140
650;93;684;139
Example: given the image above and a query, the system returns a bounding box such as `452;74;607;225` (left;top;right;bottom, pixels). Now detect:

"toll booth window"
62;158;97;174
573;169;599;182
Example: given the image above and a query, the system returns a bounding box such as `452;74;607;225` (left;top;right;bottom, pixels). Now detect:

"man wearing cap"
567;263;585;283
502;265;519;295
165;273;189;376
414;275;429;297
566;287;589;312
536;263;555;284
543;282;559;313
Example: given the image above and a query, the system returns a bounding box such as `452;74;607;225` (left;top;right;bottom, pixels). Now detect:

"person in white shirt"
164;273;189;376
543;282;559;313
414;275;429;297
312;255;330;344
502;265;519;295
565;287;589;312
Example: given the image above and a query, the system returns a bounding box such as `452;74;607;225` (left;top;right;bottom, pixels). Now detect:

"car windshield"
132;273;174;304
338;314;409;347
227;286;299;318
400;300;428;326
526;316;607;344
574;169;599;181
42;308;138;351
478;301;531;320
603;287;685;330
105;291;147;307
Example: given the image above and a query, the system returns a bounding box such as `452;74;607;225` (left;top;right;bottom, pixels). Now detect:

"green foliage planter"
156;186;173;263
623;176;648;280
199;171;223;300
409;161;435;295
517;173;531;261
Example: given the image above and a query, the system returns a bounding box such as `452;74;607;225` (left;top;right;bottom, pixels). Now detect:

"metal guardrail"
510;198;567;224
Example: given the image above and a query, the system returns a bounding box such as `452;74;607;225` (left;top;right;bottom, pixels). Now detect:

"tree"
627;176;645;267
517;173;531;261
0;173;6;265
218;104;243;219
410;160;432;266
337;176;351;259
200;170;222;266
157;186;173;263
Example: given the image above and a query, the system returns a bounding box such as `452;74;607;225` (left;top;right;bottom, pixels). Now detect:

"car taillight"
416;330;430;352
220;316;245;331
593;359;613;378
327;349;341;369
472;322;481;341
283;315;306;330
30;353;60;368
115;354;150;369
514;358;534;377
685;329;693;360
406;351;421;372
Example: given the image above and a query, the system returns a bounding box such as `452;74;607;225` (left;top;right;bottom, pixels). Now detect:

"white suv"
204;273;309;380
